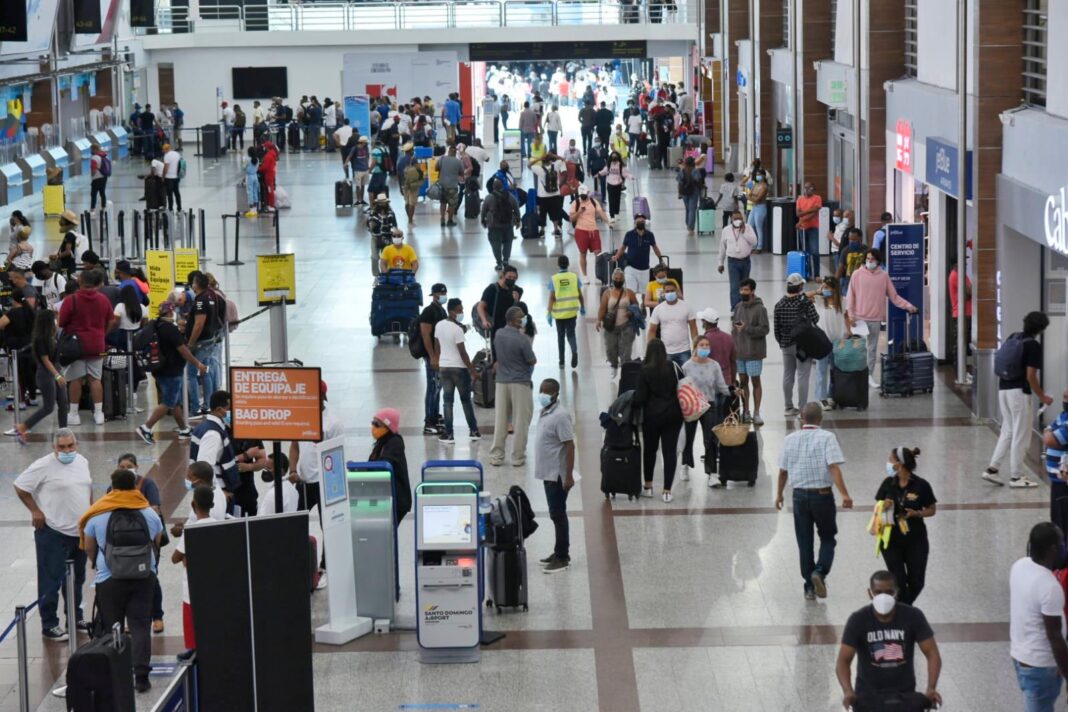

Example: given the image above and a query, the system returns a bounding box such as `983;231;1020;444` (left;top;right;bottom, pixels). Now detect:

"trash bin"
201;123;224;159
769;198;797;255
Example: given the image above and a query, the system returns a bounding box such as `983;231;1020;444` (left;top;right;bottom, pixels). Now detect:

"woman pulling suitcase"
680;336;732;484
632;339;684;502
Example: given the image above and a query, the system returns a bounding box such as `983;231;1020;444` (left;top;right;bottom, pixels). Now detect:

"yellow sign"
173;248;200;285
146;250;175;318
257;253;296;306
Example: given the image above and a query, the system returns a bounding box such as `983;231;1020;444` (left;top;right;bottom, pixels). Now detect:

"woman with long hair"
633;339;685;502
675;155;705;234
875;447;936;604
814;276;847;409
12;310;67;442
681;335;732;483
598;151;633;221
108;284;145;349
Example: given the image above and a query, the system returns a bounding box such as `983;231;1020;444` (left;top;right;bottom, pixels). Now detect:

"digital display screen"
232;67;289;100
422;505;473;545
320;446;347;507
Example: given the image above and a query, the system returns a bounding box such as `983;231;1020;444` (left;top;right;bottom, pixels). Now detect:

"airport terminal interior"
0;0;1067;711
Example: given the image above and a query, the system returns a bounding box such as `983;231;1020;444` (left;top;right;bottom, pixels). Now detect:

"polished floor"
0;130;1050;711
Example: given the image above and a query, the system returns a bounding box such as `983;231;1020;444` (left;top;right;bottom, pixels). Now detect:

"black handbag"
56;295;84;366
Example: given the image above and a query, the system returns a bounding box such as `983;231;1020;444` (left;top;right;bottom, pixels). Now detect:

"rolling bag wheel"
485;599;493;608
393;334;401;344
522;605;529;612
496;606;503;614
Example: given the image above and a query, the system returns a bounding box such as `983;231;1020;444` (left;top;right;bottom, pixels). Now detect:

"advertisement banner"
342;52;457;106
174;248;200;284
342;95;371;137
146;250;174;318
256;253;296;306
885;223;925;353
230;366;323;442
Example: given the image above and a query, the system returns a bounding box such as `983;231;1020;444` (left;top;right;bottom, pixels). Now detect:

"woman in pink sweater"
569;184;610;283
845;248;918;386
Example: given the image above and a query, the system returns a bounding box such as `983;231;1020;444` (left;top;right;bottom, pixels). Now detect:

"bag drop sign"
230;366;323;441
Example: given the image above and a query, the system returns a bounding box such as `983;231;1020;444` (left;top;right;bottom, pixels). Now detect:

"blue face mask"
184;478;195;491
665;292;678;303
224;413;232;427
696;347;711;358
57;451;76;465
885;462;897;478
437;294;448;305
538;393;554;408
821;289;833;297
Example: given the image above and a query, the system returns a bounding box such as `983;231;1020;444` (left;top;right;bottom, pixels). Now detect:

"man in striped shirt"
1041;388;1068;531
775;402;853;600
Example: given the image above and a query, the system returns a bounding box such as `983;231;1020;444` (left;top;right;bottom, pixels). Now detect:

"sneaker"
494;264;504;272
423;424;442;436
134;676;151;694
469;430;482;440
558;361;565;369
93;411;105;425
511;458;526;467
709;479;725;489
741;411;753;424
641;488;654;498
1009;476;1039;489
804;590;817;601
75;619;91;634
152;619;165;634
680;465;690;482
3;427;17;436
827;398;836;409
243;210;258;218
42;626;69;642
539;554;557;565
752;412;764;426
868;377;880;389
440;219;446;227
135;425;155;445
488;458;504;467
662;492;674;503
571;352;578;369
981;469;1004;486
810;572;828;598
438;432;455;444
176;428;192;440
784;407;800;417
67;412;81;426
446;220;457;227
819;399;832;411
543;558;570;574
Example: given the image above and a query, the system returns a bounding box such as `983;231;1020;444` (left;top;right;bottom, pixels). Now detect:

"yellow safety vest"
551;272;581;320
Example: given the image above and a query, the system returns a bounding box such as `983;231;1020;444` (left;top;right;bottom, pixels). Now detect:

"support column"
726;0;748;154
757;1;784;170
797;0;832;194
864;1;906;235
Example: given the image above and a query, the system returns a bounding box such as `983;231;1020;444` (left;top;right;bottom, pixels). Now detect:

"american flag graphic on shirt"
871;642;905;664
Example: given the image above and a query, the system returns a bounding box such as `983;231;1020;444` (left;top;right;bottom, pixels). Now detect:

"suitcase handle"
111;622;125;651
658;255;670;268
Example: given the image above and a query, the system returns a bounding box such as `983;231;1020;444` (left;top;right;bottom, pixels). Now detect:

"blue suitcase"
370;281;422;337
787;250;809;279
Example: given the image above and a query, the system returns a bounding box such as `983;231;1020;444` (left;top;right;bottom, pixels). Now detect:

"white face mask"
865;261;878;271
732;220;743;229
832;216;841;224
842;219;850;227
871;593;896;616
392;238;403;246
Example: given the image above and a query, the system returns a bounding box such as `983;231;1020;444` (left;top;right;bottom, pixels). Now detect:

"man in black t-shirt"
836;570;942;712
983;311;1053;489
418;283;449;435
477;265;524;340
184;273;223;416
135;301;206;445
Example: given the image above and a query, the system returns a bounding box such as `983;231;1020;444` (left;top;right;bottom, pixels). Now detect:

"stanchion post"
225;213;244;266
11;352;20;430
223;325;231;390
126;332;139;413
117;210;126;258
83;211;94;254
133;211;141;261
222;215;229;265
187;209;195;249
16;605;30;712
199;209;207;261
274;209;280;254
65;559;77;657
182;367;190;423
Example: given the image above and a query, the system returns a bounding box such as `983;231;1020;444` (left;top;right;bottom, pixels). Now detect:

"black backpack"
543;165;559;193
105;509;153;580
133;319;165;374
408;318;427;359
507;485;538;540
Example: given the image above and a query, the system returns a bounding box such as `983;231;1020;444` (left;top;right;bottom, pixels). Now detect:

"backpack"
105;509;153;580
403;163;424;191
994;333;1033;381
283;105;294;122
845;250;866;277
234;110;246;128
225;297;239;333
133;319;164;374
543;164;559;193
506;485;538;540
492;192;515;226
407;317;428;359
99;155;112;177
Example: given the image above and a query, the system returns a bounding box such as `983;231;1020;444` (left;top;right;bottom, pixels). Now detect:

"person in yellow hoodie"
80;468;163;694
610;123;629;160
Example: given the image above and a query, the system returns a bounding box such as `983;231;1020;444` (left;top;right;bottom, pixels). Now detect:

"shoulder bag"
56;295;84;366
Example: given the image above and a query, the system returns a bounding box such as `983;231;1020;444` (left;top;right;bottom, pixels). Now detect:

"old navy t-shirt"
841;603;934;695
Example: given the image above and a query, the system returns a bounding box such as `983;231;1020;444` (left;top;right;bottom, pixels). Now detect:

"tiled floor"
0;118;1049;711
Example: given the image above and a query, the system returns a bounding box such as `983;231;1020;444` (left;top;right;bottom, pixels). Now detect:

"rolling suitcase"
66;623;135;712
308;536;321;591
697;208;717;235
472;342;495;407
618;359;641;395
787;250;809;279
487;546;528;612
236;182;250;213
101;367;127;421
667;144;684;167
717;431;758;487
335;180;353;208
880;314;934;397
369;280;422;338
646;143;662;169
464;177;481;219
632;179;651;221
831;366;869;410
595;252;617;286
287;122;301;152
600;444;643;500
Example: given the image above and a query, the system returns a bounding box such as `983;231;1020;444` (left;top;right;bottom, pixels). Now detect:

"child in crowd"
244;146;260;218
172;484;214;652
7;226;33;270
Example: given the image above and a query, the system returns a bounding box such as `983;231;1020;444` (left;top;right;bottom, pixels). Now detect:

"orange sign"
230;366;323;442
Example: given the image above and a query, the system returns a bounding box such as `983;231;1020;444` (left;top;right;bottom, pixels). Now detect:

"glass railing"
146;0;689;34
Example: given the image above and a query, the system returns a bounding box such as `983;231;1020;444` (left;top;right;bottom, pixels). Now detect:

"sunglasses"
371;420;385;428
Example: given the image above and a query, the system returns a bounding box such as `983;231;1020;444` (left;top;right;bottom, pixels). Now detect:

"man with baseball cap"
344;135;372;205
135;301;207;443
698;308;736;387
773;273;820;417
418;284;449;435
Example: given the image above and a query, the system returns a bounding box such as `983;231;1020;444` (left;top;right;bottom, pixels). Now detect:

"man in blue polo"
1042;387;1068;530
612;214;663;310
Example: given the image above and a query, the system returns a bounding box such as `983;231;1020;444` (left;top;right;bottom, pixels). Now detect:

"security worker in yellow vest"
547;254;586;368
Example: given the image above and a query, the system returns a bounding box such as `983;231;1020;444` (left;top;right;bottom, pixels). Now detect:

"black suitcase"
618;359;641;395
649;255;684;292
486;546;528;612
595;251;617;286
603;419;637;450
521;210;540;240
335;180;353;208
464;179;481;219
66;623;135;712
717;431;758;486
101;368;127;421
287;122;301;152
601;445;643;500
831;366;869;410
880;314;934;397
472;346;495;407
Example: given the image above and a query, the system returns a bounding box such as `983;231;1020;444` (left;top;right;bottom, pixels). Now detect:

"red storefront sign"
895;119;913;173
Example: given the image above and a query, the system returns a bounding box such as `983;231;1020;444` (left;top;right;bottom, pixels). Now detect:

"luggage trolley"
369;270;423;344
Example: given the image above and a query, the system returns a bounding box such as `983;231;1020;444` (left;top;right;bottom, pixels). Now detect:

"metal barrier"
222;209;280;266
146;0;688;32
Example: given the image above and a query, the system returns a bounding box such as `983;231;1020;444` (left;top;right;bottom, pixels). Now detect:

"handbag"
712;410;750;447
674;363;710;422
426;181;443;201
602;295;618;333
56;295;84;367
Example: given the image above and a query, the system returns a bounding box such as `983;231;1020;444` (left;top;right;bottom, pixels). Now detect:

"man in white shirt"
531;155;568;238
32;260;67;310
221;101;235;129
626;111;644;157
252;100;266;128
1010;522;1068;711
433;298;481;443
648;282;697;367
718;209;758;312
13;429;92;640
162;143;183;211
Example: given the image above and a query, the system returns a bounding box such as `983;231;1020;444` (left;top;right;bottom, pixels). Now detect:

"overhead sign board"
926;136;972;200
230;366;323;442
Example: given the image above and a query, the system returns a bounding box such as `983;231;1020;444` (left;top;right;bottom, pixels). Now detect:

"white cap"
698;308;720;324
578;184;589;196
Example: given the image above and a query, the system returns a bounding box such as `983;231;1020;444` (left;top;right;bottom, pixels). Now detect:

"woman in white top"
813;276;848;409
681;335;733;485
108;284;146;349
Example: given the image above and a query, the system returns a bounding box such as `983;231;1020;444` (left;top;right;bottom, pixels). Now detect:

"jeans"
90;177;108;209
668;352;689;368
246;174;260;209
682;192;699;231
642;414;683;490
782;344;812;409
881;535;930;605
547;130;559;153
186;342;220;413
555;317;577;364
792;489;837;592
23;364;70;432
748;203;767;250
543;477;570;560
682;409;716;471
628;132;639;155
581;127;593;155
801;226;821;277
1014;660;1063;712
727;257;751;312
229;127;244;150
814;354;832;401
603;324;636;367
97;576;155;677
990;388;1032;479
34;526;86;631
594;174;607;200
488;227;514;267
423;357;442;426
165;178;182;211
521;131;534;158
440;367;478;435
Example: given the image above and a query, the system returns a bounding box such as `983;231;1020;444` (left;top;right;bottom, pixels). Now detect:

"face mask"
437;294;448;305
612;279;624;288
865;261;878;271
636;221;646;230
732;220;743;229
665;292;678;303
392;238;403;246
224;413;232;427
741;293;752;301
57;451;76;465
871;593;896;616
885;462;897;478
454;312;464;323
521;315;529;328
505;278;516;288
817;289;832;298
832;216;841;225
842;219;850;227
371;425;390;440
184;478;195;492
657;277;668;285
696;347;711;358
537;393;554;408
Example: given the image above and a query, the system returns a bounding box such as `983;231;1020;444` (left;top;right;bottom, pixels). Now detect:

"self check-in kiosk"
106;125;130;158
90;131;113;159
415;481;482;664
65;138;92;178
15;153;46;197
346;461;398;630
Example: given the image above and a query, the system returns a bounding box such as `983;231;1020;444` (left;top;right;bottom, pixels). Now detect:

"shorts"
442;186;459;209
574;229;602;254
354;171;370;187
403;187;419;207
62;357;103;381
368;172;387;194
156;375;183;408
736;359;764;377
623;265;650;301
